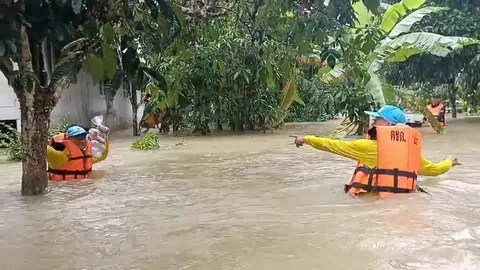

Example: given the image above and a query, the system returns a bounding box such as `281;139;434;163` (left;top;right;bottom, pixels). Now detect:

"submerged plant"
131;132;160;150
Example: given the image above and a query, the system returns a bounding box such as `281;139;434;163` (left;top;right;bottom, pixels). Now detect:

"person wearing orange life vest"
426;96;446;126
290;105;461;198
47;125;109;181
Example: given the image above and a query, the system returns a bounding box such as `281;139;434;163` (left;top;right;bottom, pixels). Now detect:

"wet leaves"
131;132;160;150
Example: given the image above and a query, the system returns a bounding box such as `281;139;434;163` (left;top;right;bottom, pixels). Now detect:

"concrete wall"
0;74;21;131
51;70;135;130
0;70;141;131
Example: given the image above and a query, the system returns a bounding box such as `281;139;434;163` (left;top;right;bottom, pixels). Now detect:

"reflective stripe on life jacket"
48;133;93;181
426;103;446;126
344;125;422;199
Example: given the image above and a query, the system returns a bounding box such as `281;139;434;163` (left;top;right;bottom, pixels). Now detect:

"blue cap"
364;105;407;125
66;126;88;137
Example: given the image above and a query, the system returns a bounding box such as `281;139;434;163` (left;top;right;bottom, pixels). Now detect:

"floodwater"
1;117;480;270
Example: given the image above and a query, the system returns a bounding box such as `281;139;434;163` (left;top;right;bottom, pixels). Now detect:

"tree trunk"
132;104;139;136
172;108;179;136
449;85;457;119
15;6;53;196
355;119;368;136
229;121;235;131
104;87;115;126
129;86;140;136
215;120;222;131
17;87;55;196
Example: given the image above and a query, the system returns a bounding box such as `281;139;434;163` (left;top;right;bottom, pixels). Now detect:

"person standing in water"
290;105;460;198
47;125;110;181
426;95;447;127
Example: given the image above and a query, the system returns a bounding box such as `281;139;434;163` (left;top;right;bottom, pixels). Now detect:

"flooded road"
1;117;480;270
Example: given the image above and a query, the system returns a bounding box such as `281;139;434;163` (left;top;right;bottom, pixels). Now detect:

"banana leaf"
320;64;345;83
367;33;479;106
380;0;426;33
271;81;298;126
386;7;447;39
279;81;298;111
352;1;374;27
326;118;355;139
422;106;444;134
377;33;478;65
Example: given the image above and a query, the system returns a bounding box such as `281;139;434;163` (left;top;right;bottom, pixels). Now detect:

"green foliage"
286;77;338;122
131;132;160;150
326;0;480;116
384;2;480;110
335;78;376;124
0;123;21;162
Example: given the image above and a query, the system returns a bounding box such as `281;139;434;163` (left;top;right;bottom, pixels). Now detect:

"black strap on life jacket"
47;154;93;180
69;155;92;161
344;166;419;194
47;168;92;180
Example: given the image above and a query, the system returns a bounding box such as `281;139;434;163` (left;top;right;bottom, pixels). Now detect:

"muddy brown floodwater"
1;117;480;270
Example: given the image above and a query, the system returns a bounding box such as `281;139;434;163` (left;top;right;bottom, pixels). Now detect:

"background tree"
0;0;118;195
0;0;180;195
384;0;480;117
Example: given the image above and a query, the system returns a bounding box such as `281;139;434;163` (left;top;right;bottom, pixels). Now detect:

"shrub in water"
131;132;160;150
0;123;22;161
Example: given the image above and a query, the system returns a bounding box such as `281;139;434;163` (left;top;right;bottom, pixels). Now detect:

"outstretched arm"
47;139;111;168
419;157;453;176
302;136;377;166
93;139;110;164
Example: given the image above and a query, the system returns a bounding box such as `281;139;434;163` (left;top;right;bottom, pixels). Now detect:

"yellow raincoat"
46;140;110;170
304;136;452;176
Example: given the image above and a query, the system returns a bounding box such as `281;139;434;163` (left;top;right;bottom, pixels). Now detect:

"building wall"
51;71;135;130
0;70;142;132
0;73;21;131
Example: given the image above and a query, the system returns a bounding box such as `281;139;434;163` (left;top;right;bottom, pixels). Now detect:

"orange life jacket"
344;125;422;199
426;103;446;126
48;133;93;181
50;133;64;145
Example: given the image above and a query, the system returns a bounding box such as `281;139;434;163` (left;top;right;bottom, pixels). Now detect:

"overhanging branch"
178;2;234;19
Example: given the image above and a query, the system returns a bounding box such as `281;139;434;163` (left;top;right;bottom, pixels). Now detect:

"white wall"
0;74;21;131
0;70;139;131
51;71;135;130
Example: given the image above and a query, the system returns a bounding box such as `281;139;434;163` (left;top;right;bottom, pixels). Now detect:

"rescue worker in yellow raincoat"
47;125;109;181
291;105;461;198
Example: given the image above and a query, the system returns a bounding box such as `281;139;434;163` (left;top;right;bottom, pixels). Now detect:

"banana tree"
120;47;169;136
321;0;478;134
364;0;478;106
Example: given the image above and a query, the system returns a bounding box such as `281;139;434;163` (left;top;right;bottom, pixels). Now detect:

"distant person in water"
290;105;460;198
426;96;446;127
47;125;109;181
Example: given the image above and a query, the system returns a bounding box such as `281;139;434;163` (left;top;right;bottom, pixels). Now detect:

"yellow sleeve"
46;145;70;169
303;136;377;166
419;157;453;176
93;139;110;164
